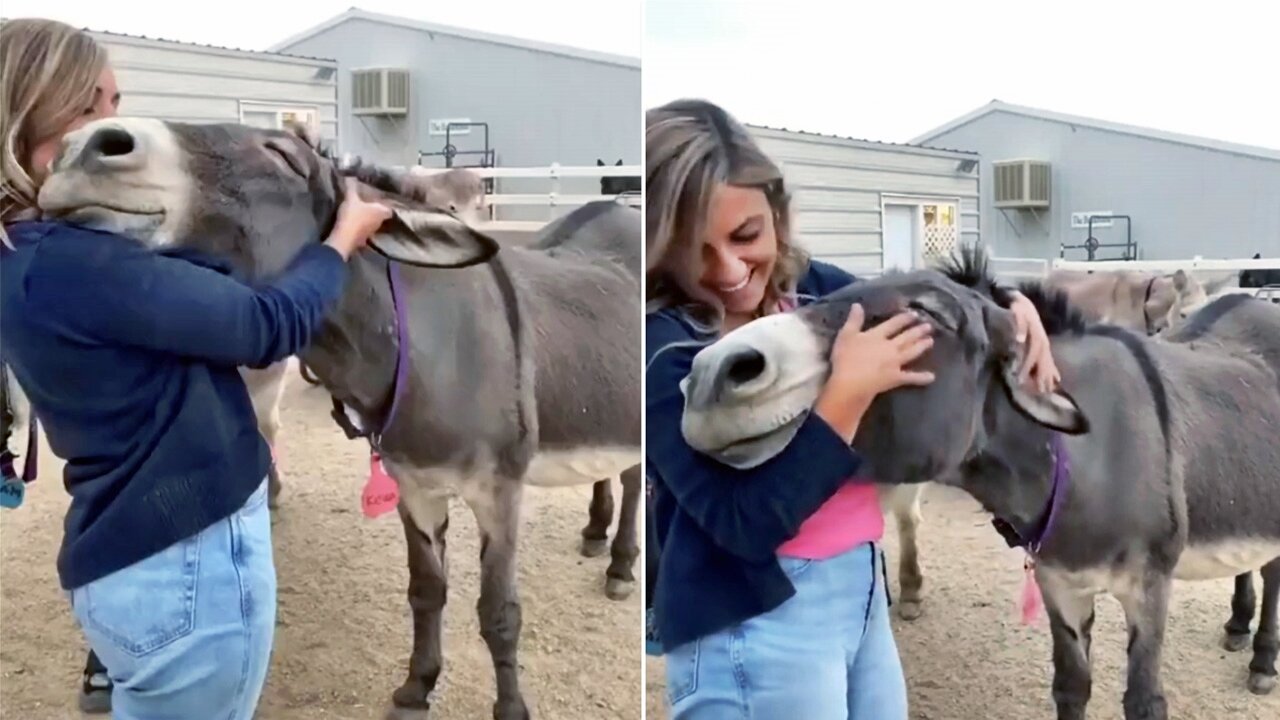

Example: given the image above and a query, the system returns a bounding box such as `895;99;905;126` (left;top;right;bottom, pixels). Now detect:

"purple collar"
377;262;410;443
992;433;1071;555
326;261;411;448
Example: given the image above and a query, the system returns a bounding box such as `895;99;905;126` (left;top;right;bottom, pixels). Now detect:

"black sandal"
78;650;112;714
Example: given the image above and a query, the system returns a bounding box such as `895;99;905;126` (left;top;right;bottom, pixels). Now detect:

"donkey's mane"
935;244;1089;338
282;120;411;203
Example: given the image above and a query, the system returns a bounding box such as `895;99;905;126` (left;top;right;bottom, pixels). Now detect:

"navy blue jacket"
0;221;346;590
646;259;865;652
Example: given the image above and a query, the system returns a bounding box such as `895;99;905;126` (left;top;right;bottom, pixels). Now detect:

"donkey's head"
679;247;1090;483
37;118;497;279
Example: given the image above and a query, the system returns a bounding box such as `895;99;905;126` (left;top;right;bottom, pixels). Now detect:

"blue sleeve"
645;312;863;562
26;229;348;368
799;259;859;298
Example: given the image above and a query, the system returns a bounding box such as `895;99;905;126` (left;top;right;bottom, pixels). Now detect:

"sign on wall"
1071;211;1114;229
428;118;472;136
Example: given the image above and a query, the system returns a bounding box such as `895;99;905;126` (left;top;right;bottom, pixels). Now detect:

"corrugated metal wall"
920;111;1280;261
750;126;981;275
93;32;338;144
275;17;641;223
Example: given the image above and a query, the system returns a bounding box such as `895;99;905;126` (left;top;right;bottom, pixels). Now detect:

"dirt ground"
646;483;1280;720
0;369;642;719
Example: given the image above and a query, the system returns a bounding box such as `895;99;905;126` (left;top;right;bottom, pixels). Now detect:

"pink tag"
1020;559;1044;626
361;453;399;518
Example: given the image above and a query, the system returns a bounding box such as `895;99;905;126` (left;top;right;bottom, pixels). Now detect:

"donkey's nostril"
725;348;767;386
84;127;136;160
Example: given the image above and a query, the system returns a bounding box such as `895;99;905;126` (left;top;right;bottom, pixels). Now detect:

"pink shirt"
776;479;884;559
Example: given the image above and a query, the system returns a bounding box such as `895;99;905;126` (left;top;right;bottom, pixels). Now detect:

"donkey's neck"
302;254;400;424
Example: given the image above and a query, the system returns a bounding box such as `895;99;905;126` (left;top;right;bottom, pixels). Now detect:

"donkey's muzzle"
67;125;145;173
684;343;773;411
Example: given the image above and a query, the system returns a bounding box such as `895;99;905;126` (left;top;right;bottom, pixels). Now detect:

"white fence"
414;163;642;233
987;255;1280;280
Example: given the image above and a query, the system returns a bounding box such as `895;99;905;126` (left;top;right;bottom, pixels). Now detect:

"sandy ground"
646;483;1280;720
0;372;642;719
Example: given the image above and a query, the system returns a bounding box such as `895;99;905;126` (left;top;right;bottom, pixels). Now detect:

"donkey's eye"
907;301;956;332
264;141;308;179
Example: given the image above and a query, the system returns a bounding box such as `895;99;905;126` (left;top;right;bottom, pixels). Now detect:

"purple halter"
992;433;1071;555
328;261;411;449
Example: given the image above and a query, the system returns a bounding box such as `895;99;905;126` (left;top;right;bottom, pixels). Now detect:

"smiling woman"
0;18;393;720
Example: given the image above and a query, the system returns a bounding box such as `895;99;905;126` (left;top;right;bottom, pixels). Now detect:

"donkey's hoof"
493;699;530;720
385;704;430;720
1248;672;1277;695
580;537;609;558
897;601;924;621
605;577;635;601
1222;632;1251;652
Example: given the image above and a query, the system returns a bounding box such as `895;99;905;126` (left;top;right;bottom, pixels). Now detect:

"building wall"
750;127;980;275
93;32;338;143
275;18;641;222
922;112;1280;261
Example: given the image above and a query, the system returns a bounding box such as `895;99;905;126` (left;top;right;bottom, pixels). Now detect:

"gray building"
268;8;641;221
83;27;338;143
750;125;980;276
912;101;1280;262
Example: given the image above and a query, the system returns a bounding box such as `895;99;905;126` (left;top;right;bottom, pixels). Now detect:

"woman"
645;98;1060;719
0;18;392;719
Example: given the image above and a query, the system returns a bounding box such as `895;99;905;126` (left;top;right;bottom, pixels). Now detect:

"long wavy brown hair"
645;99;809;331
0;18;109;247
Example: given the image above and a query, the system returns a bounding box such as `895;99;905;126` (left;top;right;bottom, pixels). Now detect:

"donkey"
1045;267;1211;335
38;118;641;720
597;158;641;196
675;246;1279;719
1046;265;1270;625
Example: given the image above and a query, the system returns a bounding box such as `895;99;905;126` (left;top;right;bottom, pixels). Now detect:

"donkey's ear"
1000;369;1090;435
982;304;1090;435
369;209;498;268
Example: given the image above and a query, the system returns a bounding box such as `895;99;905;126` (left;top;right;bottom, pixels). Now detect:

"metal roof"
0;17;338;64
268;7;640;70
748;123;978;158
911;100;1280;163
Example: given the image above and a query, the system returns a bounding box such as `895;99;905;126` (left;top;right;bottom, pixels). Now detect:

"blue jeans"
69;479;277;720
665;542;907;720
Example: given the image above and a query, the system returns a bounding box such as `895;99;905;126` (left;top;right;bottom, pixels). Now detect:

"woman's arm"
27;227;348;368
646;315;863;563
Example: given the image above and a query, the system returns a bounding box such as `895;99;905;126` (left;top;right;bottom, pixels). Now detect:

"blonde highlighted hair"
645;98;809;330
1;18;108;246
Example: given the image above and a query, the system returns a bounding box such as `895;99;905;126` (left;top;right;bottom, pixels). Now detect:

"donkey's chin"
47;205;165;240
692;411;809;470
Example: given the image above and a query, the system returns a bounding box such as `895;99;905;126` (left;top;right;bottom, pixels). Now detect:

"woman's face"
698;183;779;316
28;65;120;183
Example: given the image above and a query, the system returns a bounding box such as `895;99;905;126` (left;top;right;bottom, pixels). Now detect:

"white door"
882;204;918;271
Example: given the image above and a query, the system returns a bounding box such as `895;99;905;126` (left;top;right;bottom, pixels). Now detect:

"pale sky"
2;0;642;59
645;0;1280;150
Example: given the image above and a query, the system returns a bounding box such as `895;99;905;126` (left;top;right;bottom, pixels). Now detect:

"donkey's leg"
387;496;450;720
464;478;529;720
1040;573;1097;720
1225;572;1257;652
1247;558;1279;695
892;485;926;620
1116;574;1172;720
605;465;641;601
580;478;613;558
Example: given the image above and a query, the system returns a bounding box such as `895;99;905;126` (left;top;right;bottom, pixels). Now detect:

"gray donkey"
38;118;641;720
675;246;1279;719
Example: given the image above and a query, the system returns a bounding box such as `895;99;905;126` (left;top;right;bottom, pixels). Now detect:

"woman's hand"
325;179;394;259
814;305;936;443
1007;291;1060;393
